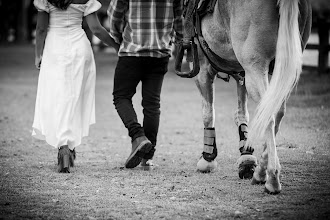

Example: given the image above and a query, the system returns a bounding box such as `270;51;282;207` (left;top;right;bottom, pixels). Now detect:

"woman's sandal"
58;145;75;173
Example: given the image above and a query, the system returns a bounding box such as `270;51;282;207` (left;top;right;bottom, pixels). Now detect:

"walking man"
108;0;183;168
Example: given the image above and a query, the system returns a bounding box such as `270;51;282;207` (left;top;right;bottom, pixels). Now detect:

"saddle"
177;0;245;84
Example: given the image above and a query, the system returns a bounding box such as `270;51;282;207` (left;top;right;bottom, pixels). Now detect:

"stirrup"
174;39;200;78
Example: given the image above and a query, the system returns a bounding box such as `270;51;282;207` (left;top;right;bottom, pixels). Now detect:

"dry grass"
0;44;329;219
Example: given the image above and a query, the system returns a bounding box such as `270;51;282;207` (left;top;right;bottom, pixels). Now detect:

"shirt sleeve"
172;0;183;43
107;0;128;44
84;0;102;17
33;0;50;13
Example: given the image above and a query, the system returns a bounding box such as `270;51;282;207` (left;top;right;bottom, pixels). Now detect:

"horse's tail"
247;0;302;145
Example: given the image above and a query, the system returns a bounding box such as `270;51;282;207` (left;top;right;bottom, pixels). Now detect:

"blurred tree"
17;0;33;42
0;0;33;43
311;0;330;20
310;0;330;74
0;0;19;42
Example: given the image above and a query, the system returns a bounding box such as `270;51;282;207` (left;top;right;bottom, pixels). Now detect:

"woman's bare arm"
35;11;49;69
85;12;120;52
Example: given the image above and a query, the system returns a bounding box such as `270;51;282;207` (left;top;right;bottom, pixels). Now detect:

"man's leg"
141;57;169;155
113;57;144;140
113;57;154;168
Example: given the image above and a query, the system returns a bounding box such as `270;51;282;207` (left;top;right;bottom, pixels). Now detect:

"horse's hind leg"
267;73;287;137
245;71;281;194
235;79;257;179
275;101;286;136
250;100;285;184
263;119;281;194
194;64;218;172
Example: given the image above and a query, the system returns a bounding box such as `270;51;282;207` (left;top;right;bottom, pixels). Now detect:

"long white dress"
32;0;101;150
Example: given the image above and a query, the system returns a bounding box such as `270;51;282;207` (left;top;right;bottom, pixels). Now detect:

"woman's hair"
48;0;73;10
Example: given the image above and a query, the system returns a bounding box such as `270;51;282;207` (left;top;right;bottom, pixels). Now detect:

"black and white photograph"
0;0;329;219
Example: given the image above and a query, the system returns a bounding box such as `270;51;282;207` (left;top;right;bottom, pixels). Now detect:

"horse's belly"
201;16;238;63
201;15;243;72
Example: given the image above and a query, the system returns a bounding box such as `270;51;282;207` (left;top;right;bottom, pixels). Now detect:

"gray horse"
175;0;312;194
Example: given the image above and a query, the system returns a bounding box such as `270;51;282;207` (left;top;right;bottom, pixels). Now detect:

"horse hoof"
264;170;281;194
197;157;217;173
264;185;281;195
251;166;267;185
251;176;266;185
237;155;257;179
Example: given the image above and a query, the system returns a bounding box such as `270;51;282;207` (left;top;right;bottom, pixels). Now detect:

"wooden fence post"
317;18;330;74
304;18;330;74
17;0;31;42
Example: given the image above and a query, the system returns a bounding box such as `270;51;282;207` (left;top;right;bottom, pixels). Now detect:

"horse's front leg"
235;79;258;179
194;64;218;172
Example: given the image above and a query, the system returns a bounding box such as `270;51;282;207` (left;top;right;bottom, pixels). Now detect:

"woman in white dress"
32;0;119;173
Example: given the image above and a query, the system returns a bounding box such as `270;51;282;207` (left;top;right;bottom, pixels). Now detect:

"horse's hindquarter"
202;0;279;71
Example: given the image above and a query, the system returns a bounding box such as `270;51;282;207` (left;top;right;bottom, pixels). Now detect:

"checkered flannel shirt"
107;0;183;58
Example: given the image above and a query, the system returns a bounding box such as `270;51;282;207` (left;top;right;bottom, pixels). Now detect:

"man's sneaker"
143;146;155;160
140;159;156;171
125;136;153;168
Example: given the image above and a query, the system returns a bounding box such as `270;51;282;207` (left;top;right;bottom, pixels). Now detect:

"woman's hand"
85;13;121;53
35;56;42;70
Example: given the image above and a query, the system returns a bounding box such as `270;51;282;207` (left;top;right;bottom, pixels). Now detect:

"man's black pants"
113;56;169;146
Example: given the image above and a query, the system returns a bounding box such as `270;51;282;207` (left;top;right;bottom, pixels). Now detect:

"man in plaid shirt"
107;0;183;169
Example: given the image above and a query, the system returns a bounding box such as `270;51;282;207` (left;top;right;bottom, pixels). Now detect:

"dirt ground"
0;44;330;220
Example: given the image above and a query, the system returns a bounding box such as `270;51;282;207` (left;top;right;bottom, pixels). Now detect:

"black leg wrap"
240;146;254;155
238;124;254;155
202;127;217;162
238;123;248;141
